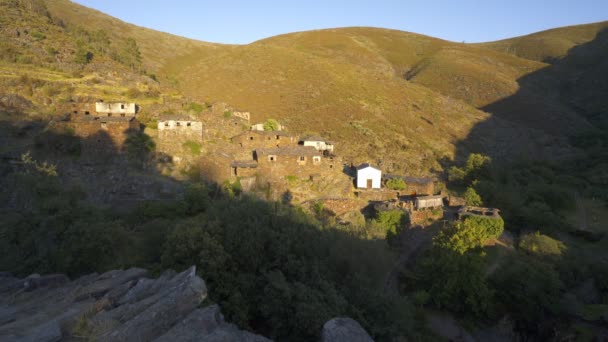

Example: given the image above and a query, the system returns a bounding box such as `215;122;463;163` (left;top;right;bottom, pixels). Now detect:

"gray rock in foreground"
322;317;374;342
0;266;269;342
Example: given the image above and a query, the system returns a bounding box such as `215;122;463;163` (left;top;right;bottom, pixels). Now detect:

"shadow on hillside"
452;28;608;164
0;116;409;341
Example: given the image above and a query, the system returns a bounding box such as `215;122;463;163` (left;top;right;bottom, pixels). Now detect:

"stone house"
231;130;296;150
299;136;335;154
157;115;204;162
95;102;137;116
255;146;330;179
356;164;382;189
70;116;140;152
415;195;443;210
231;160;258;178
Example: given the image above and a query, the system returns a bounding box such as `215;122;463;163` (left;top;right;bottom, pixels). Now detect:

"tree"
386;178;406;190
263;118;280;131
464;187;483;206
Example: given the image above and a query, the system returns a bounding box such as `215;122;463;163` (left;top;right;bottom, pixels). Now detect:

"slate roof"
356;163;381;171
231;160;258;168
256;146;320;156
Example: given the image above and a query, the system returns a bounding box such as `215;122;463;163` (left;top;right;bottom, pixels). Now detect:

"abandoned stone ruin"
63;101;140;153
458;206;502;220
157;115;204;156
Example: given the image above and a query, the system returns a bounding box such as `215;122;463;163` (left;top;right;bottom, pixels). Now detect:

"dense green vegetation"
0;153;424;341
410;152;608;338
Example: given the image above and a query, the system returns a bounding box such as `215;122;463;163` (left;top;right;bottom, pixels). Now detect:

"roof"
256;146;320;156
231;160;258;168
356;163;381;171
159;114;195;121
300;136;334;144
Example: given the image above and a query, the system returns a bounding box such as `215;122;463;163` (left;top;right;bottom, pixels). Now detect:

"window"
187;122;191;127
313;156;321;164
176;122;181;126
268;155;276;162
121;104;125;109
108;113;112;117
276;135;280;140
85;111;90;115
299;156;306;161
249;136;254;140
73;111;78;114
164;122;169;127
101;122;107;129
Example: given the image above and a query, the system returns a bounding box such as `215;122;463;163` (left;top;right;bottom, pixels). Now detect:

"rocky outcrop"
322;317;374;342
0;266;270;341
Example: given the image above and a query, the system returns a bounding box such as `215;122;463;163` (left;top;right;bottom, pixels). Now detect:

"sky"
72;0;608;44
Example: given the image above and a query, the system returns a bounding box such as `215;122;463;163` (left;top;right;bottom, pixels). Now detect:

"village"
58;99;502;227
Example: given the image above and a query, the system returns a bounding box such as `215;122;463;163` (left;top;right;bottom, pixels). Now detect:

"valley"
1;0;607;341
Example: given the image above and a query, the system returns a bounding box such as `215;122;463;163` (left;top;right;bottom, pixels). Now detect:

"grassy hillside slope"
44;0;221;72
478;21;608;63
162;27;576;171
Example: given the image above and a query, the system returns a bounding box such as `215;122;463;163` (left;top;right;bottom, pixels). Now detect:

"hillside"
162;27;574;172
44;0;221;72
478;21;608;63
3;1;600;174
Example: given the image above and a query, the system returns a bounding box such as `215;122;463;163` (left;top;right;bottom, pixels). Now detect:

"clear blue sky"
72;0;607;44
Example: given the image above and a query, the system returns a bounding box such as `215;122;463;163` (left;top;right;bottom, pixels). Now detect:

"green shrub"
223;110;232;118
263;118;280;131
188;102;204;113
182;141;202;155
31;31;46;40
519;232;566;257
464;187;483;206
386;178;406;190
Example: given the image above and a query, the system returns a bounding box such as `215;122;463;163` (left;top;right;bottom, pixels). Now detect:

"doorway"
367;179;373;189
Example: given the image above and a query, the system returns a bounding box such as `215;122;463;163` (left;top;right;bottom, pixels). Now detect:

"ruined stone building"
254;146;333;179
299;136;335;155
157;115;203;145
95;102;137;117
231;130;296;150
68;116;140;154
250;122;285;131
415;195;443;210
458;206;501;220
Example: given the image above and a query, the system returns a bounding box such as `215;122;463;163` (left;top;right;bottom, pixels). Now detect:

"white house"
356;163;382;189
300;136;335;153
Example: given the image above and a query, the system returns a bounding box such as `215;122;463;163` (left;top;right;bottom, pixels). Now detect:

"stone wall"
257;154;337;180
232;131;297;150
69;119;139;154
157;120;204;154
355;189;399;202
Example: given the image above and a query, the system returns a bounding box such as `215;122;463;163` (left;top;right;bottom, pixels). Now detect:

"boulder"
154;305;271;342
322;317;374;342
